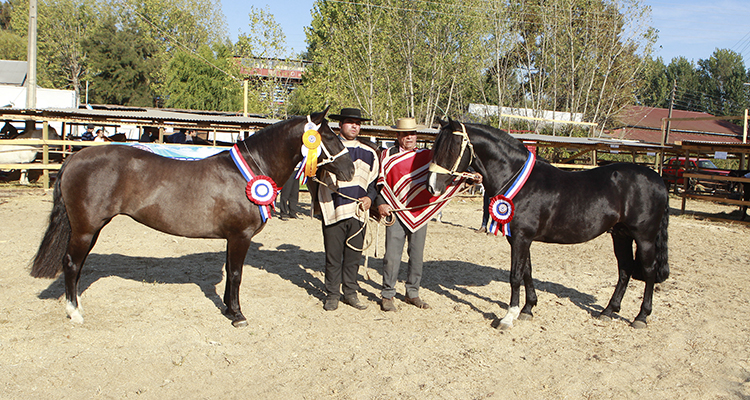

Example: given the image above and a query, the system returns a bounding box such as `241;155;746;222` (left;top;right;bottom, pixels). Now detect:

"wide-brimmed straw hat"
390;117;426;132
328;108;371;122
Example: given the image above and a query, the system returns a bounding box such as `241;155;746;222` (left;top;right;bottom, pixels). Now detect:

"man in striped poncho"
317;108;380;311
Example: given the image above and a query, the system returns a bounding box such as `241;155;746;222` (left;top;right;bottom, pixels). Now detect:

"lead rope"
312;174;478;246
312;172;479;280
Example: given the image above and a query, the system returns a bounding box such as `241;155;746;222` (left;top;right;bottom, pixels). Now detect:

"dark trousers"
481;189;490;228
322;218;366;298
278;175;299;216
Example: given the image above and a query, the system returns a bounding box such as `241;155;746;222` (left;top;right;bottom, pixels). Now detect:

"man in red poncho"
375;117;468;312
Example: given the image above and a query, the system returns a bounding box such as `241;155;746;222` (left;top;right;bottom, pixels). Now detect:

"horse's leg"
600;231;634;322
63;230;100;323
499;239;531;330
631;239;657;329
518;254;537;321
19;169;29;185
223;237;251;328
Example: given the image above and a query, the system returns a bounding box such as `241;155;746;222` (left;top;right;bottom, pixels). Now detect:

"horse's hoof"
232;319;248;328
517;313;533;321
630;320;647;329
497;321;513;330
598;314;612;322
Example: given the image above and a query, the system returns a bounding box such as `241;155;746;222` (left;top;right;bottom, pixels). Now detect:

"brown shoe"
381;297;397;312
344;295;368;310
324;297;339;311
406;296;430;309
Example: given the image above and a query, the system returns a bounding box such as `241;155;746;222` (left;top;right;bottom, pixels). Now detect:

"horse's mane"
242;115;304;149
465;123;529;156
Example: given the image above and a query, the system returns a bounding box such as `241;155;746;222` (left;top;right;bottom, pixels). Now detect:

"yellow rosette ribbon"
302;128;322;177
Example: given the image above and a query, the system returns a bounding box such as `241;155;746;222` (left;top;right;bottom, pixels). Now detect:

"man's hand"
378;203;392;218
358;196;372;211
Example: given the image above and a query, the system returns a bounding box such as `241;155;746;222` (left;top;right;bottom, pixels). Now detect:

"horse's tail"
653;202;670;283
30;162;71;278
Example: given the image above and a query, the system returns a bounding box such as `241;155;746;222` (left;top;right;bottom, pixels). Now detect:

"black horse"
427;119;669;329
30;110;355;327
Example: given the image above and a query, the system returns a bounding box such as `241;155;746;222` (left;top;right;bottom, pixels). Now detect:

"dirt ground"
1;188;750;399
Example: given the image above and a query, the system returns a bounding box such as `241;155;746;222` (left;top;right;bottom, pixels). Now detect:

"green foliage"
1;0;13;30
163;44;242;111
638;51;749;117
300;0;656;129
233;6;292;118
637;56;668;107
82;16;159;106
6;0;227;108
0;29;25;60
697;49;750;117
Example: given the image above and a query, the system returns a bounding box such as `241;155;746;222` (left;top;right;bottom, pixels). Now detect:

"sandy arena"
1;189;750;399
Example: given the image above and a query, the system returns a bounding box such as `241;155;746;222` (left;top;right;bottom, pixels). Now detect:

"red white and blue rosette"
488;195;514;236
230;144;277;223
246;176;278;206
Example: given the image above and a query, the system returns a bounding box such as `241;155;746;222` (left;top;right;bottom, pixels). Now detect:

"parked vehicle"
662;157;730;191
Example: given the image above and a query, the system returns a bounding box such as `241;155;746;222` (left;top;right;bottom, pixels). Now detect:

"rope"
312;173;479;280
312;173;478;243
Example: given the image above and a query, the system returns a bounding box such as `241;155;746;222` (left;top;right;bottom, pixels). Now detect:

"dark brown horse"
427;119;669;330
30;110;355;327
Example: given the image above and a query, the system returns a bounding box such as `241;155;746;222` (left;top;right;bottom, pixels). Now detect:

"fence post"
42;120;49;189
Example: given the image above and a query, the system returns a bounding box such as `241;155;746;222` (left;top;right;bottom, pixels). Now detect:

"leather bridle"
428;122;476;178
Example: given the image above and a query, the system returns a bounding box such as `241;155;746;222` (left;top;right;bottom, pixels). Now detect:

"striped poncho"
377;146;465;232
317;139;380;226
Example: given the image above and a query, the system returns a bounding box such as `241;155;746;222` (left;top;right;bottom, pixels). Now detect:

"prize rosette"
302;128;321;149
489;194;514;224
245;175;278;206
302;123;323;177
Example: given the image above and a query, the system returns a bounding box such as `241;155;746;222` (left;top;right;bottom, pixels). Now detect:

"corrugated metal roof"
0;60;27;86
615;105;743;138
609;127;742;145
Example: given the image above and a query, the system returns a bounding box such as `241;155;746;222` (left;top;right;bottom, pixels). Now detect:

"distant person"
478;187;490;234
93;129;108;142
139;127;157;142
81;124;95;141
167;129;196;144
277;172;300;220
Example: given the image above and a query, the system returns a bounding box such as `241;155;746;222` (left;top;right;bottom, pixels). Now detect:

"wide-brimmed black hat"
328;108;371;122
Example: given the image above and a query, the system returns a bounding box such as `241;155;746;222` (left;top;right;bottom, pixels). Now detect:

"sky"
219;0;750;64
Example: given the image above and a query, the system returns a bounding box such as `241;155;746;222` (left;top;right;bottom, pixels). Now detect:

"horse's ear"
439;118;450;130
310;106;330;125
449;117;462;131
310;106;331;124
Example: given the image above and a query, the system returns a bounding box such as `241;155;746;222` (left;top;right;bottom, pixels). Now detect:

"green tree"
666;57;701;111
302;0;486;126
8;0;226;108
697;49;749;116
234;5;291;118
637;56;668;107
0;0;25;60
11;0;95;94
82;16;159;106
163;44;241;111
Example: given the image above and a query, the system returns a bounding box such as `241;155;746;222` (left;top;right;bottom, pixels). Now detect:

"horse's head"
310;107;355;181
427;118;474;195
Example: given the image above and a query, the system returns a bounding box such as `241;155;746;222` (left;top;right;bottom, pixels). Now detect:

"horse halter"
428;122;475;177
309;115;349;167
